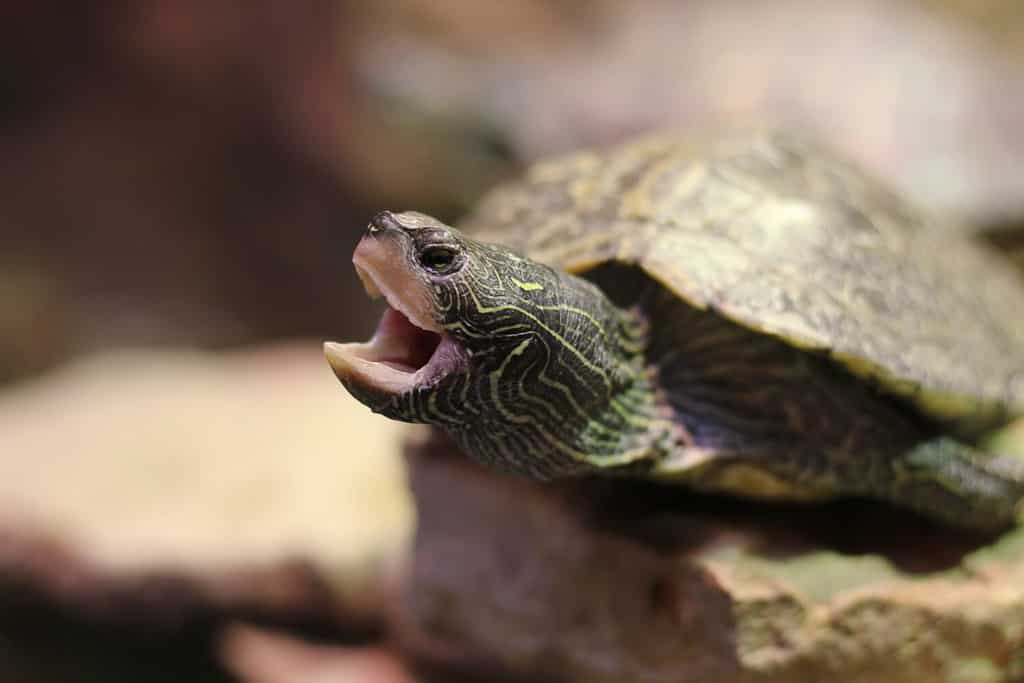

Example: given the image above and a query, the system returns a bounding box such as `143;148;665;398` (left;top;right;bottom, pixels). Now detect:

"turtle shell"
458;130;1024;433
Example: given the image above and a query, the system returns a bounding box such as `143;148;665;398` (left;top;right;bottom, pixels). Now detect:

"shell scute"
460;130;1024;427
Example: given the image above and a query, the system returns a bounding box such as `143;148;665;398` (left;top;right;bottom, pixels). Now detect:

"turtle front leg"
887;437;1024;531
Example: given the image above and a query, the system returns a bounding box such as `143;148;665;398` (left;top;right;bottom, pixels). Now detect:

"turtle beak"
324;219;464;401
350;222;441;334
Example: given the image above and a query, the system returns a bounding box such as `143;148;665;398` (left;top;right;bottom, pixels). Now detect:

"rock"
0;344;412;633
398;435;1024;683
219;624;418;683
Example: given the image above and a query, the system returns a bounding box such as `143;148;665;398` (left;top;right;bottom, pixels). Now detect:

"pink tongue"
374;308;441;371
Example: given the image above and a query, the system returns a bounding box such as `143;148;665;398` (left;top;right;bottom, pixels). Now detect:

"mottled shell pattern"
459;131;1024;433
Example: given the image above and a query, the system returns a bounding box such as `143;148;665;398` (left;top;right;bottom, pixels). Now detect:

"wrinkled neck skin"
420;246;678;479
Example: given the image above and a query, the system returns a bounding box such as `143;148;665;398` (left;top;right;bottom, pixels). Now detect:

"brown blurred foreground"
400;436;1024;683
0;337;1021;683
220;625;417;683
0;345;411;680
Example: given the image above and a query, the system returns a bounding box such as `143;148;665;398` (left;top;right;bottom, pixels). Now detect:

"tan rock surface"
399;436;1024;683
0;344;412;627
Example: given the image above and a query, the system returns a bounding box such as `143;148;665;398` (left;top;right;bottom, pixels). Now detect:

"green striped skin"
588;264;1024;526
337;211;1024;529
346;213;678;479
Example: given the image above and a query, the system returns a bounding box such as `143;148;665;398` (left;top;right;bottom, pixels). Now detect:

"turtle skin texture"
455;129;1024;530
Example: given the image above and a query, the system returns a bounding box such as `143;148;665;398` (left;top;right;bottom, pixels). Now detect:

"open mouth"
324;238;464;395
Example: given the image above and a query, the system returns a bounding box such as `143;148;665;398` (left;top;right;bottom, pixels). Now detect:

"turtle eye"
419;245;461;274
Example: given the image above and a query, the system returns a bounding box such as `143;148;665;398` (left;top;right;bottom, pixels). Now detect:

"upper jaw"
324;231;463;399
351;231;441;334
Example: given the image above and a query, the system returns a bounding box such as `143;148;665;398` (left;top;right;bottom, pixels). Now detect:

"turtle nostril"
369;210;400;235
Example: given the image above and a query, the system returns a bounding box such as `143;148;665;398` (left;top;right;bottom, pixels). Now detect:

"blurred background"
1;1;1023;681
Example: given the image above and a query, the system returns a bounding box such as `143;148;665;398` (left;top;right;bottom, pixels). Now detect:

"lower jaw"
326;331;468;419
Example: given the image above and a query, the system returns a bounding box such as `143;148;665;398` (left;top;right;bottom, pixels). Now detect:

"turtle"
324;129;1024;530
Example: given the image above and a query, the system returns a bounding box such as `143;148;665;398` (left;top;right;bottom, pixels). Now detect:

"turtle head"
325;211;673;478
